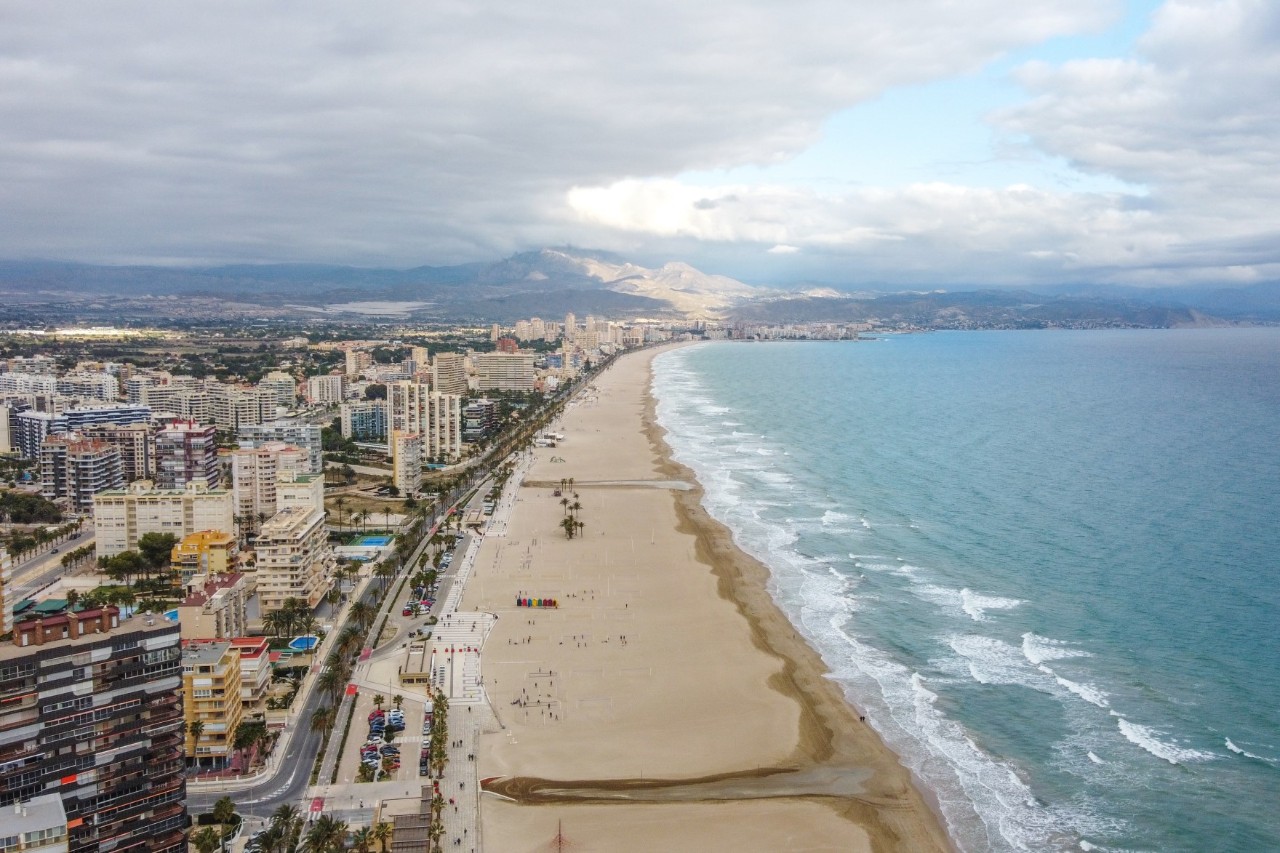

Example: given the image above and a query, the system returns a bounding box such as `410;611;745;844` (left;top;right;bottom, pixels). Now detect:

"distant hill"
0;251;1273;327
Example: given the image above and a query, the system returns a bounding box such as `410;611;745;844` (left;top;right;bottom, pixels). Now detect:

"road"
8;528;94;601
187;473;490;817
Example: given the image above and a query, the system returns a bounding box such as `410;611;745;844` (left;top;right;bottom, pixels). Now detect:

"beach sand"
464;344;950;852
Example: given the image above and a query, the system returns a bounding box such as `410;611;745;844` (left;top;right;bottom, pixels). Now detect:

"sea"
651;329;1280;853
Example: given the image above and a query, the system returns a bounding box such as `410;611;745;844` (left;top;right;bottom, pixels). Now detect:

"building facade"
181;641;244;768
391;432;422;496
237;421;323;474
339;400;387;441
254;507;334;614
154;421;219;490
93;482;235;558
38;436;124;512
472;352;536;392
0;609;186;853
430;352;468;396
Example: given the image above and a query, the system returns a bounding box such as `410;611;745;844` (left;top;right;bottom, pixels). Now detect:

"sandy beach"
463;344;951;851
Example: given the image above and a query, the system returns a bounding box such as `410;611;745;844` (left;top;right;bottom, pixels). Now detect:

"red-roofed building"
172;572;249;640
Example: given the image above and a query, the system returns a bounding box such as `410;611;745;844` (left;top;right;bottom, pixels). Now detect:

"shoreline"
471;343;951;851
645;344;955;849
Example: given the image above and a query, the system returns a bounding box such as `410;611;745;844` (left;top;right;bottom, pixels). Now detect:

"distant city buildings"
340;399;387;441
39;434;124;511
238;420;323;473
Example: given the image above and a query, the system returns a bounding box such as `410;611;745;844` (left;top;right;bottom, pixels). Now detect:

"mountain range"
0;249;1276;327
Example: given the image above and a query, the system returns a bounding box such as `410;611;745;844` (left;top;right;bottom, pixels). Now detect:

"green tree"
136;532;179;574
212;795;237;828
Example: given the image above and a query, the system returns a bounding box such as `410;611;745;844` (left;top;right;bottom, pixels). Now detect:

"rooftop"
181;640;233;666
5;792;67;834
0;610;178;662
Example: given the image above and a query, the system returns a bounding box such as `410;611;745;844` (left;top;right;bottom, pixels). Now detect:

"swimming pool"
354;534;393;547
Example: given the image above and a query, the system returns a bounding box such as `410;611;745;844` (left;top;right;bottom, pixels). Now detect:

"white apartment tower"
93;481;235;557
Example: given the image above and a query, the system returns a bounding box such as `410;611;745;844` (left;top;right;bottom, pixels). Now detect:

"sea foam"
1117;719;1215;765
960;588;1024;621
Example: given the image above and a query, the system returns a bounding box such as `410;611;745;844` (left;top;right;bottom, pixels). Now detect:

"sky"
1;0;1277;289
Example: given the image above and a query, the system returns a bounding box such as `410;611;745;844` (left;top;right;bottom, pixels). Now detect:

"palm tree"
334;496;348;529
191;826;222;853
350;600;375;631
350;827;374;853
188;719;205;759
310;705;335;735
372;694;385;710
302;815;347;853
270;803;301;833
356;509;370;532
370;821;393;853
392;694;404;710
316;668;344;705
212;795;237;829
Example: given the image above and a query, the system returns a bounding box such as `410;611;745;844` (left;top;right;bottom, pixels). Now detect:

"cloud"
767;244;800;254
0;0;1114;269
568;0;1280;286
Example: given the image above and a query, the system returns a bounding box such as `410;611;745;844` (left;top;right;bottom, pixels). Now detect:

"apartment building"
230;442;310;524
257;371;298;412
81;422;156;482
388;382;462;460
170;530;239;589
305;374;346;405
391;432;423;496
228;637;272;719
277;471;325;515
462;399;498;443
93;481;235;558
181;641;244;769
38;436;124;512
344;349;373;376
430;351;468;395
0;794;69;853
255;507;334;614
472;352;536;392
339;399;387;441
237;421;323;474
154;421;219;490
172;572;249;640
0;607;186;853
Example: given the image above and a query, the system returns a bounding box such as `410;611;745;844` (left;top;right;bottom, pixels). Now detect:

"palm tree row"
263;597;319;639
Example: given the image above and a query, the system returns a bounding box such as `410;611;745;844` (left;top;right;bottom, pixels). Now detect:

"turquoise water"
652;330;1280;852
356;534;393;546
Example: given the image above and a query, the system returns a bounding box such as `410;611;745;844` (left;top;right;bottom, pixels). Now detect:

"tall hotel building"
93;482;235;558
0;606;186;853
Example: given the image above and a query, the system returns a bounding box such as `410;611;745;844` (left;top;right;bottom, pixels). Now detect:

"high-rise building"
462;399;498;443
305;373;346;405
257;371;297;412
339;400;387;441
155;421;219;489
81;422;156;482
391;432;423;495
238;421;323;473
388;382;462;460
230;442;310;525
93;481;235;557
0;606;186;853
255;507;334;614
473;352;536;392
409;346;431;375
430;352;468;396
207;384;270;430
39;435;124;511
489;324;501;342
181;641;244;769
564;312;577;340
344;349;373;376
